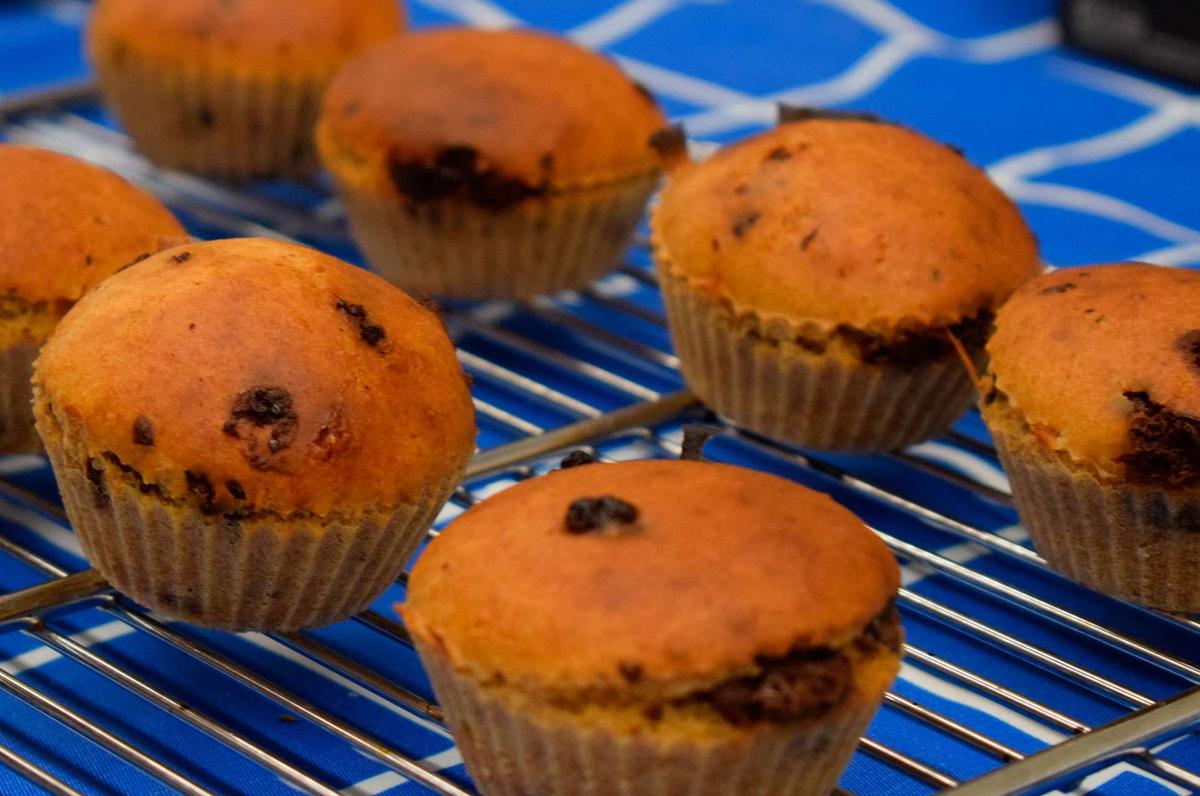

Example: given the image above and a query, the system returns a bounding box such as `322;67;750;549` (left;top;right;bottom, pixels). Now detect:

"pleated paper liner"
988;407;1200;612
93;46;328;180
332;170;660;299
38;400;461;630
657;264;979;452
419;647;882;796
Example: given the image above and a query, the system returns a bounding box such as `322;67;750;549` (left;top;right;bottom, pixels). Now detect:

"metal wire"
0;86;1191;795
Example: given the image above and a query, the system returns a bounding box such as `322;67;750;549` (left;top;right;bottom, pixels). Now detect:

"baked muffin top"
987;263;1200;486
34;238;476;516
652;116;1040;332
317;28;666;199
0;145;185;308
404;459;898;693
88;0;403;71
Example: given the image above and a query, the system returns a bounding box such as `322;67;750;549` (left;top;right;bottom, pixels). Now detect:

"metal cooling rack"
0;82;1198;796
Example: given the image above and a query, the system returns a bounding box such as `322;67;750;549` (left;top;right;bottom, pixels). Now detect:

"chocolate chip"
170;251;191;264
1116;391;1200;488
764;146;791;161
559;450;595;469
185;470;215;512
618;662;643;683
801;228;819;250
632;81;655;103
197;106;215;128
565;496;639;534
945;142;965;157
777;104;884;125
117;252;151;273
335;299;388;348
648;125;687;161
680;424;718;461
84;254;93;266
225;386;298;470
388;145;544;211
731;211;760;238
1176;330;1200;370
226;479;246;501
132;416;154;447
85;458;109;508
1039;282;1076;295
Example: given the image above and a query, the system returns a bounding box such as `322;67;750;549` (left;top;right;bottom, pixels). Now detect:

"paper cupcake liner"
39;405;459;630
658;267;978;452
93;46;328;180
990;417;1200;612
332;172;659;299
0;336;44;454
419;649;878;796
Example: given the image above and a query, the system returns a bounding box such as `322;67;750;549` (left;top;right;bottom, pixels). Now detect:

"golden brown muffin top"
652;116;1040;332
404;459;898;694
0;145;186;307
34;238;476;516
88;0;403;71
987;264;1200;486
317;28;666;197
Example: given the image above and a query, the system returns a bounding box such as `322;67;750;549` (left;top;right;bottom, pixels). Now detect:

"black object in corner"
1060;0;1200;87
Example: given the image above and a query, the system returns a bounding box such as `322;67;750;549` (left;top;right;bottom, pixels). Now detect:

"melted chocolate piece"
1039;282;1076;295
559;450;596;469
132;416;155;447
226;479;246;501
170;251;191;264
224;386;298;470
683;603;900;727
764;146;792;161
731;211;760;238
117;252;151;273
565;496;639;534
649;125;687;161
1176;330;1200;370
832;310;994;370
335;299;387;348
1116;391;1200;489
185;470;215;512
619;662;643;683
777;104;884;125
388;145;544;212
801;228;819;251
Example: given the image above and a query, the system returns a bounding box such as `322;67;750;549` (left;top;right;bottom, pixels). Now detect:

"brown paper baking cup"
332;171;659;299
990;419;1200;612
93;47;327;180
38;405;460;630
0;336;44;454
658;266;977;452
419;648;878;796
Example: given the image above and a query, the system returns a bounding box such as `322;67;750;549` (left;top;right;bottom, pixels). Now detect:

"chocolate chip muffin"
316;27;665;298
0;145;185;453
403;459;901;796
983;264;1200;611
33;238;475;629
651;109;1041;451
88;0;403;179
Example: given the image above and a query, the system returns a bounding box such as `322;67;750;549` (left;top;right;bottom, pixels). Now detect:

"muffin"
983;264;1200;611
33;238;475;630
403;459;901;796
88;0;403;180
316;27;666;298
0;144;186;453
651;110;1041;451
